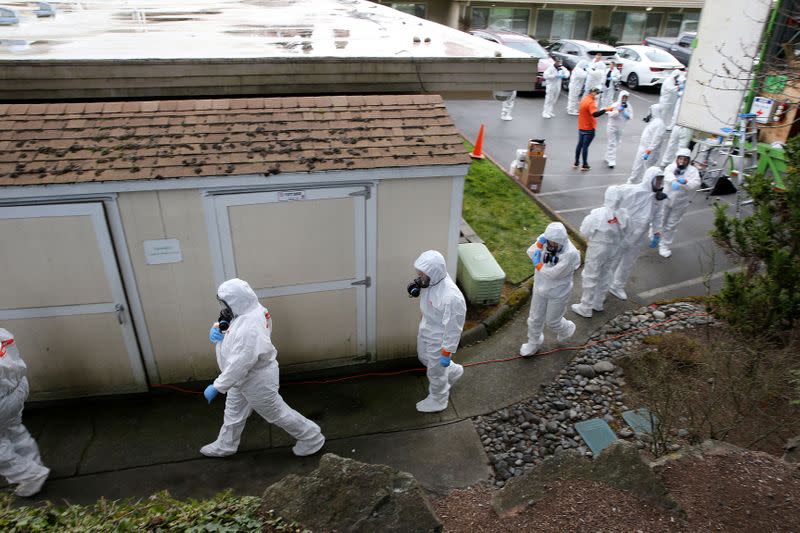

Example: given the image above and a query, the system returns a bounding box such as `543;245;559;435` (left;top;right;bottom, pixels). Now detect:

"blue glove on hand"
209;326;224;343
643;152;650;160
671;181;681;190
203;384;219;404
537;236;547;246
678;177;687;184
650;234;661;248
439;355;452;368
532;249;542;265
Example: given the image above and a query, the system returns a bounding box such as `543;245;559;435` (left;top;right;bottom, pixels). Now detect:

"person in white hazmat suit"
604;90;633;168
566;60;588;115
659;96;693;167
658;71;683;130
493;90;516;121
202;278;325;457
609;168;669;300
601;60;622;108
542;59;570;119
409;250;467;413
571;186;630;318
628;103;667;184
521;222;581;356
584;54;607;94
0;329;50;497
653;148;701;258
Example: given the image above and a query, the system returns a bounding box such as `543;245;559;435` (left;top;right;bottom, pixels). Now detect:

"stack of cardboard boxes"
511;139;547;193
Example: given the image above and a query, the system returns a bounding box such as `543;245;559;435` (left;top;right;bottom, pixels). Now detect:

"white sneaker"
609;286;628;300
293;433;325;457
542;114;552;119
571;303;593;318
557;320;577;342
501;115;513;121
14;470;49;498
448;363;464;386
658;245;672;258
520;334;545;357
200;441;237;458
416;395;448;413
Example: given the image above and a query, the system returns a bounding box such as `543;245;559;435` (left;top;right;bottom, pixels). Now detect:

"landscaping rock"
593;361;615;373
260;454;442;532
783;435;800;464
576;365;596;378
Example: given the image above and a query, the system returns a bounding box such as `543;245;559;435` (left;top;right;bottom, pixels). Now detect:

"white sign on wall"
143;239;183;265
277;191;306;202
677;0;772;134
750;96;774;124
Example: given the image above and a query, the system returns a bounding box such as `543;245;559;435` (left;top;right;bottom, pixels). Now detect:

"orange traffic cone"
470;124;486;159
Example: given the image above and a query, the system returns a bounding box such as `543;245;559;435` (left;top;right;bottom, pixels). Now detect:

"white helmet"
676;147;692;158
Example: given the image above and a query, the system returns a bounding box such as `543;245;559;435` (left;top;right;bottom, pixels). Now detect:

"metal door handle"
115;304;125;324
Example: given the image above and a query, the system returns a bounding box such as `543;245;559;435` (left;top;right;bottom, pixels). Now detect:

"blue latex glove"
532;249;542;265
623;110;631;120
537;236;547;246
650;234;661;248
642;152;650;161
671;181;681;190
209;326;224;343
203;384;219;404
439;355;451;368
678;177;687;184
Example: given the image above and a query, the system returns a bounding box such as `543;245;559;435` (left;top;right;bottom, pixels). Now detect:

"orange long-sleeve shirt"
578;94;602;131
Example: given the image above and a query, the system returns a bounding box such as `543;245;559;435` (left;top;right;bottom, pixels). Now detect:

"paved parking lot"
446;89;739;304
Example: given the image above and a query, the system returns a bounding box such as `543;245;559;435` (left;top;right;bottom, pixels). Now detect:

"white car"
615;45;685;90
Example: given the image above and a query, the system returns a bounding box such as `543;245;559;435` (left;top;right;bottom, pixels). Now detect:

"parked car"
644;32;696;66
615;45;686;90
546;39;618;70
470;29;553;92
34;2;56;17
0;7;19;25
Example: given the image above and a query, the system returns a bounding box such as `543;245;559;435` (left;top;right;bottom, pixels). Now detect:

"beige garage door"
212;186;369;368
0;203;147;399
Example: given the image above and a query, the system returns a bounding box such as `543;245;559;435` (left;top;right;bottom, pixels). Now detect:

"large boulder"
260;453;442;532
492;441;680;517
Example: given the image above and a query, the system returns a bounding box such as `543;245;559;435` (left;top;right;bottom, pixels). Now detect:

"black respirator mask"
407;276;431;298
217;297;234;331
544;241;562;265
652;176;668;201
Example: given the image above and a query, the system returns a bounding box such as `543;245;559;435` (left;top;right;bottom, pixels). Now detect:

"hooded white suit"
542;63;570;118
601;64;622;108
628;103;667;184
605;90;633;168
413;250;467;413
567;60;588;115
572;186;630;317
654;149;702;256
610;168;668;299
0;329;50;497
521;223;581;356
202;278;324;458
584;60;608;94
659;71;682;129
659;96;693;166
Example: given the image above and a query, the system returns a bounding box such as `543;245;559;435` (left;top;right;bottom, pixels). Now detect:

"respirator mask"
651;175;668;201
217;297;234;331
543;241;562;265
407;276;430;298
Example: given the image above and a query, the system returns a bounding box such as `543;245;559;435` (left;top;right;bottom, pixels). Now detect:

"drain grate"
622;408;657;435
574;418;618;455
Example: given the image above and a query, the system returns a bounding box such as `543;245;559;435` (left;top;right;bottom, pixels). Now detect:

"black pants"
575;129;596;166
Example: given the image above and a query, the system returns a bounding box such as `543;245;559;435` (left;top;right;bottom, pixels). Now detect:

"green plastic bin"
457;243;506;305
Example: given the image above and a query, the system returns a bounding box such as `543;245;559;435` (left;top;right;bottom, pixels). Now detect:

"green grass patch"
0;490;307;532
462;141;553;284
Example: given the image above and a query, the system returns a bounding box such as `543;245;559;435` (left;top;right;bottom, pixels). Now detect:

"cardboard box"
523;154;546;193
527;138;546;157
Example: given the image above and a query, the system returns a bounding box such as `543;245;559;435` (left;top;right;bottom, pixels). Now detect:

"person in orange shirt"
574;86;612;171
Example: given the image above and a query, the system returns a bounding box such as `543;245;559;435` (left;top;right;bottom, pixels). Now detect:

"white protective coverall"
654;149;701;257
202;279;324;457
601;64;622;108
609;168;667;300
584;60;607;94
658;71;682;129
414;250;467;413
494;90;517;121
628;103;667;184
659;97;693;166
542;64;569;118
566;60;589;115
521;223;581;356
571;186;630;318
0;329;49;497
605;90;633;168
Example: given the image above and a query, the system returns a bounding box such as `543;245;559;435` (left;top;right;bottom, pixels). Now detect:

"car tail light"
650;67;664;72
617;63;623;69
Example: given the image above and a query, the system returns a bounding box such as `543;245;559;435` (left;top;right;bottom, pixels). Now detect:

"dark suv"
469;29;553;91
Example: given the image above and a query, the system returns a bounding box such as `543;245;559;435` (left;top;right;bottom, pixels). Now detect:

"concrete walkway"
20;286;633;505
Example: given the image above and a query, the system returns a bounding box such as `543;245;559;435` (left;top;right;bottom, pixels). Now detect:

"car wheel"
627;73;639;90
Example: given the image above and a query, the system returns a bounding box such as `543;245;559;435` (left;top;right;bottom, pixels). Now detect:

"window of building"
386;2;426;19
664;12;700;37
470;7;531;34
610;11;663;43
535;9;591;40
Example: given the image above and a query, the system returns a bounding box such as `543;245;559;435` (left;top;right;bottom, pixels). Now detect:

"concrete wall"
117;190;218;383
375;177;455;358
